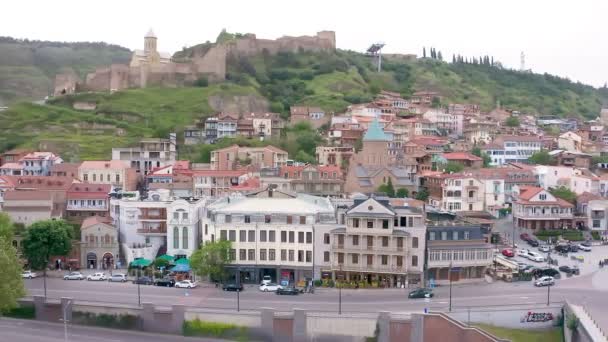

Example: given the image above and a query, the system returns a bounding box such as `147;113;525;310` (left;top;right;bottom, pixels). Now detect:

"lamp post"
236;267;241;312
547;283;551;306
137;265;142;306
338;264;342;315
448;262;453;312
43;259;48;299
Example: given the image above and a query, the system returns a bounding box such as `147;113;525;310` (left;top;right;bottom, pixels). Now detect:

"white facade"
423;109;464;136
557;132;583;152
441;177;485;212
480;178;506;217
166;198;207;258
588;200;608;232
502;138;542;163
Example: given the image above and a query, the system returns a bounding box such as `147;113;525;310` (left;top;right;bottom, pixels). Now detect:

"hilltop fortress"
54;29;336;95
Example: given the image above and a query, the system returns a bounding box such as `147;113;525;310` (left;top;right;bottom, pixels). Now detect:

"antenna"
520;52;525;71
366;43;386;72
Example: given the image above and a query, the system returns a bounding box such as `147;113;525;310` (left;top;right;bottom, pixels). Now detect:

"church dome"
145;28;157;38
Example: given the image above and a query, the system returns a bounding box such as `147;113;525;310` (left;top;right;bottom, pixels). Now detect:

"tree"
431;96;441;108
295;150;316;164
549;186;577;204
377;178;395;197
415;188;429;201
437;51;443;61
0;236;25;313
443;162;464;173
190;240;233;282
528;150;553;165
0;213;13;241
452;54;456;64
472;147;492;167
396;188;409;198
423;47;426;58
505;116;520;127
154;257;170;271
21;220;73;298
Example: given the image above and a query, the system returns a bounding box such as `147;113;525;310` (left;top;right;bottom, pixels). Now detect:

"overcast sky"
3;0;606;87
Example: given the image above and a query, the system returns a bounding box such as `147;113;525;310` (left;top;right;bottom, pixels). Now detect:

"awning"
157;254;174;263
174;258;189;265
171;263;191;272
130;258;152;268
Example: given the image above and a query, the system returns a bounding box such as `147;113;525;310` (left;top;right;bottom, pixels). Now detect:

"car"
276;287;300;295
175;280;197;288
132;276;153;285
559;265;574;273
259;283;282;292
580;241;592;247
108;273;127;282
520;233;531;241
527;239;540;247
154;278;176;287
538;245;551;253
578;244;592;252
222;283;243;292
534;276;555;287
501;249;515;257
63;272;84;280
527;251;545;262
261;275;272;285
534;267;560;279
408;288;434;299
86;272;107;281
21;271;37;279
569;245;579;252
555;244;570;253
517;248;530;257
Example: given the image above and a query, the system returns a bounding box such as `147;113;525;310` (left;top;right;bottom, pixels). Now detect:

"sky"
2;0;607;87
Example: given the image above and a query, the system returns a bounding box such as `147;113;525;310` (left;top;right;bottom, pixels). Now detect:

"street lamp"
448;262;453;312
236;267;241;312
338;264;342;315
137;265;142;306
546;283;551;306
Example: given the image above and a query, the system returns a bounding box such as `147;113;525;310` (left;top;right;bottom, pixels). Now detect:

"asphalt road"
0;318;224;342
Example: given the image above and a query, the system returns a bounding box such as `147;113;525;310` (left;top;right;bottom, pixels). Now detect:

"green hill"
0;37;131;105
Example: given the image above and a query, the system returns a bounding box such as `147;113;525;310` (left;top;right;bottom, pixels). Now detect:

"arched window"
173;227;179;249
105;234;110;244
182;227;189;250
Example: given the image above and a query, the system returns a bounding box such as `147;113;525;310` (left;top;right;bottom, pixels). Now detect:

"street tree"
0;212;13;241
21;220;74;297
415;188;430;201
472;147;492;167
0;235;25;313
190;240;233;282
396;188;409;198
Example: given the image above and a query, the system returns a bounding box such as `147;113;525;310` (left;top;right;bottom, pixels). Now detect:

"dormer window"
539;194;547;200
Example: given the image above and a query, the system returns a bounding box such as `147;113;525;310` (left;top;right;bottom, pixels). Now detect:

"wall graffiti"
520;311;554;323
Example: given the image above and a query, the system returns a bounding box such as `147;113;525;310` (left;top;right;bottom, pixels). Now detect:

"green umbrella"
174;258;189;265
157;254;174;263
130;258;152;267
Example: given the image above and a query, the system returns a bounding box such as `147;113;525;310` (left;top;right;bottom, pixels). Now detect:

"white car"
259;283;283;292
261;275;272;285
517;248;530;258
21;271;37;279
527;251;545;262
538;245;551;253
108;273;127;282
175;280;197;288
534;276;555;287
87;272;107;281
63;272;84;280
578;244;592;252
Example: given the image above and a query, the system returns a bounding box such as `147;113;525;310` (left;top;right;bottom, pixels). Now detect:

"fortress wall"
85;67;111;91
110;64;130;90
194;45;227;81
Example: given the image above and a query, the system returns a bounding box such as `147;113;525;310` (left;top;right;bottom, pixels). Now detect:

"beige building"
129;29;171;67
80;216;119;270
210;145;288;171
315;146;354;167
2;191;61;225
78;160;138;191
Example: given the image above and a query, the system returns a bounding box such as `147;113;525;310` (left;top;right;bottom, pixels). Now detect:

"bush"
591;231;601;240
327;279;335;288
313;279;323;287
194;77;208;87
183;319;248;340
72;311;139;330
3;305;35;319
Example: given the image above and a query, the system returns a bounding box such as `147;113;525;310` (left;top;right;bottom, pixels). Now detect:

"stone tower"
144;29;160;64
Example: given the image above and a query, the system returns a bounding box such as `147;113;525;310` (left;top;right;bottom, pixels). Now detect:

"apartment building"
290;106;328;129
315;146;354;167
327;195;426;287
423;109;464;136
111;135;176;175
192;170;248;197
513;186;574;229
0;175;73;217
281;165;344;196
2;191;61;225
66;183;111;224
426;223;493;285
441;152;483;168
202;188;337;284
19;152;63;176
0;148;30;167
424;174;485;212
210;145;288;171
79;160;138;191
587;200;608;233
485;135;543;165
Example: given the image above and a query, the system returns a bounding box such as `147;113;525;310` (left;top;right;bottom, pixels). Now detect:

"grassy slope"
474;323;563;342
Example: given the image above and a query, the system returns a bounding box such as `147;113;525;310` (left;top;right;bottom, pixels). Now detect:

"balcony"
137;222;167;235
331;262;407;274
515;212;573;219
139;215;165;221
169;218;191;225
67;204;108;211
332;244;408;254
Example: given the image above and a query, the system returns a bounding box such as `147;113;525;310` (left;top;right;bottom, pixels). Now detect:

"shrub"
72;311;139;330
591;231;601;240
183;319;248;340
327;279;335;288
3;305;35;319
313;279;323;287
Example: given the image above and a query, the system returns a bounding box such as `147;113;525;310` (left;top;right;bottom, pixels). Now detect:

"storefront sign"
520;311;554;323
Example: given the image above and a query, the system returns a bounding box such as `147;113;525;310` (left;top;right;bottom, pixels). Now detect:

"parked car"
520;233;531;241
261;275;272;285
517;248;530;258
21;271;37;279
555;244;570;253
534;276;555;287
132;276;153;285
559;265;574;274
408;288;434;299
276;287;300;295
580;241;592;248
501;249;515;257
527;251;545;262
222;283;243;292
527;239;540;247
63;272;84;280
154;278;176;287
259;283;283;292
87;272;107;281
175;280;197;289
534;268;560;279
538;245;551;253
517;262;532;272
108;273;127;282
578;244;592;252
569;245;579;253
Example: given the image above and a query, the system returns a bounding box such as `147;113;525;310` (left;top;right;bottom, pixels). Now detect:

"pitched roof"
3;190;53;201
442;152;483;161
0;162;22;169
81;215;112;229
5;176;74;190
79;160;130;170
576;192;601;203
518;186;544;200
191;170;247;177
363;118;390;142
67;183;111;199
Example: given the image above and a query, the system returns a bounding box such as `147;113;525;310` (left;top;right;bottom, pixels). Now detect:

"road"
0;318;224;342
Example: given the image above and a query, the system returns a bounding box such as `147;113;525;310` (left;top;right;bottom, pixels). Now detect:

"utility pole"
449;262;453;312
137;266;141;306
62;299;71;342
547;283;551;306
236;267;241;312
338;264;343;315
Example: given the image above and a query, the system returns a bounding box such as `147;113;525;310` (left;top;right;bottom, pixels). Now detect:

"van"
262;275;272;285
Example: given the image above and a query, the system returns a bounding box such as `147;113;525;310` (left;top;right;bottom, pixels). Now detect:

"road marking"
519;296;530;299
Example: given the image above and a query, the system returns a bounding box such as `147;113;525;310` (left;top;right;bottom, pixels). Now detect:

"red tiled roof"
81;216;112;229
442;152;483;161
3;190;53;201
67;183;111;199
4;176;74;190
518;186;544;200
0;162;22;169
191;170;247;177
79;160;130;170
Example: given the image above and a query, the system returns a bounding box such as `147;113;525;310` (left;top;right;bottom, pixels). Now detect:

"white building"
111;135;176;175
484;136;544;166
558;132;583;152
479;177;506;218
202;188;337;284
422;109;464;137
588;200;608;234
166;198;207;259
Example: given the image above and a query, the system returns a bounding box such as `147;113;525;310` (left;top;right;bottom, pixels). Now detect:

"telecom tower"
366;43;385;72
520;51;526;71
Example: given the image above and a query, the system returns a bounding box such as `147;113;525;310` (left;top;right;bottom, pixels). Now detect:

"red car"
520;233;530;241
502;249;515;257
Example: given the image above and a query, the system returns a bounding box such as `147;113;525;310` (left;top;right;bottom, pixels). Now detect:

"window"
260;249;267;261
248;249;255;261
281;249;287;261
396;256;403;267
441;231;447;240
289;250;295;261
244;215;251;223
220;230;227;240
173;227;179;249
260;230;267;242
229;249;236;260
367;236;373;247
269;230;276;242
269;249;276;261
429;232;436;240
289;231;295;243
352;254;359;264
107;174;110;182
182;227;188;249
381;255;388;265
382;220;389;229
324;251;330;262
240;230;247;242
352;235;359;246
299;216;306;224
173;212;179;220
338;253;344;264
281;231;287;243
412;255;418;267
464;231;470;240
83;174;88;181
265;215;272;223
324;233;330;244
287;215;293;224
338;234;344;245
367;220;374;229
306;251;312;263
225;215;232;223
593;220;601;228
539;194;547;200
408;217;413;227
240;249;246;260
228;230;236;242
353;218;360;228
306;232;312;244
367;254;373;265
116;174;120;183
452;231;459;240
382;236;389;247
298;232;304;243
248;230;255;242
